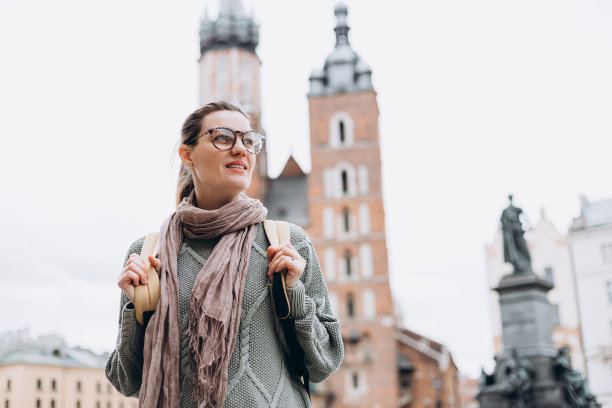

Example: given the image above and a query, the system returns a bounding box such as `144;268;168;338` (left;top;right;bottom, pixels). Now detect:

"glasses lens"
211;128;235;150
243;132;263;154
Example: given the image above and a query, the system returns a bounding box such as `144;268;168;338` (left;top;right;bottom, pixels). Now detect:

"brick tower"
305;4;399;407
198;0;267;199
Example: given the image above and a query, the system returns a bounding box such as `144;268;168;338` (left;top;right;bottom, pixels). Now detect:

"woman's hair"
176;100;251;206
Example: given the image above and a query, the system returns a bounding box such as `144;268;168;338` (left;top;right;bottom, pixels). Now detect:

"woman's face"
184;110;256;204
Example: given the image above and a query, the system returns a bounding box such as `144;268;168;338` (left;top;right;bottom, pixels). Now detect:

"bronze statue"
554;347;599;408
500;195;533;274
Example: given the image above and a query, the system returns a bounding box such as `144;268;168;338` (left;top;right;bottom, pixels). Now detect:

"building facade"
485;208;585;374
568;196;612;407
0;332;135;408
304;4;397;406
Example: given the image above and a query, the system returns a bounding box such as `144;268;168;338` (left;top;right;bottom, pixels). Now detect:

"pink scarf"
139;194;267;407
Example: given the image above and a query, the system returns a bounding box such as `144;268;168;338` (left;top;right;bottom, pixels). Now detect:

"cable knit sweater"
105;222;343;407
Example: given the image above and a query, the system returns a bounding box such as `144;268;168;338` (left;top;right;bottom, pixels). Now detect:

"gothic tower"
198;0;267;199
306;4;399;406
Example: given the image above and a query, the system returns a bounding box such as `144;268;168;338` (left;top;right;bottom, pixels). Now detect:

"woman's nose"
231;135;248;155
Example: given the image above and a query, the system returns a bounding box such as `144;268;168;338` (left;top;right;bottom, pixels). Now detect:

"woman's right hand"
118;254;161;303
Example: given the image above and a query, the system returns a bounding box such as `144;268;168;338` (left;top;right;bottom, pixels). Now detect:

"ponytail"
176;163;194;206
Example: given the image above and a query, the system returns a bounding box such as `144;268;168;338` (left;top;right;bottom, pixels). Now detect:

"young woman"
106;101;343;407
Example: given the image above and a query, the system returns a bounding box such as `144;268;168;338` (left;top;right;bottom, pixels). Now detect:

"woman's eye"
214;135;233;144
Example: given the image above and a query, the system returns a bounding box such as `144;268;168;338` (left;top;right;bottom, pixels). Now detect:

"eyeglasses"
196;127;265;155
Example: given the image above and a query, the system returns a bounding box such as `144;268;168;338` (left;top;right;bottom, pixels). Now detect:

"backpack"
133;220;310;395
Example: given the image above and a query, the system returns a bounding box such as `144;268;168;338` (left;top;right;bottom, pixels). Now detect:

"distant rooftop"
570;196;612;231
0;330;108;369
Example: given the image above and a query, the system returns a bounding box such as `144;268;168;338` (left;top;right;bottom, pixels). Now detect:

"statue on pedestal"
500;195;533;274
554;347;599;408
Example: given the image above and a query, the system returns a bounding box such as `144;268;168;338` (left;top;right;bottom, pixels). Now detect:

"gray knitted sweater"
105;222;343;407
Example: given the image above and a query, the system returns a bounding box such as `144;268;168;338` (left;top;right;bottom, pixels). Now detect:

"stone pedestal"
478;272;575;407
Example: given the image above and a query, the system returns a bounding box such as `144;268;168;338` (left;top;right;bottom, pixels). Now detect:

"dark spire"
309;3;373;96
334;2;350;46
199;0;259;56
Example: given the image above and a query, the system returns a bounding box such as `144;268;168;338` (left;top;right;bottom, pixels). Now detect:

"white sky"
1;0;611;378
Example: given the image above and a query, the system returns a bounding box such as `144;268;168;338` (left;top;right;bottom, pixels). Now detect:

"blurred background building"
568;196;612;407
0;330;134;408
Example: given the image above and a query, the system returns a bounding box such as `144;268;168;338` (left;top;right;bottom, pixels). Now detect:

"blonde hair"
176;101;250;206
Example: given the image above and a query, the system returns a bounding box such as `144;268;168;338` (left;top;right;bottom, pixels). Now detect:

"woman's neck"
193;186;241;210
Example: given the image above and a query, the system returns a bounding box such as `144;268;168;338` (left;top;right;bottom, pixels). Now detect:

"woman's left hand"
267;243;306;288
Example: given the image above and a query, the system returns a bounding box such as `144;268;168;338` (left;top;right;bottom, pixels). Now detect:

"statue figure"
500;195;533;273
554;347;599;407
498;349;535;407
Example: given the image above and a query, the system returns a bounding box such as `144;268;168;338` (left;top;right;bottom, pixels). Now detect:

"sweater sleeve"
284;224;344;383
105;237;147;397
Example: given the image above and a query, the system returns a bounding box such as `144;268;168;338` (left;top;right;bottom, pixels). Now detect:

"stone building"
485;208;585;374
0;331;135;408
197;1;461;406
568;196;612;407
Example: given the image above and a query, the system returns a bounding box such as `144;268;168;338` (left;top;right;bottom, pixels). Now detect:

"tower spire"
334;2;350;46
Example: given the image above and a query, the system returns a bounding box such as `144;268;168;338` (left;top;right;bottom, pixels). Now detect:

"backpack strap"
263;220;310;397
134;232;160;326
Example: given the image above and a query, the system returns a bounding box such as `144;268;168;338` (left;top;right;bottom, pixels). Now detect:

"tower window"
36;400;41;408
603;244;612;264
6;379;9;391
51;400;55;408
544;267;554;283
76;381;81;392
341;170;348;194
51;379;56;391
343;207;350;233
607;281;612;304
77;402;81;408
36;379;42;390
352;372;359;388
347;293;355;318
339;121;346;144
344;250;352;277
97;382;101;393
4;399;8;408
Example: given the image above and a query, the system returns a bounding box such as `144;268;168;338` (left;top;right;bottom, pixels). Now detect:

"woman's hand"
118;254;161;303
267;243;306;288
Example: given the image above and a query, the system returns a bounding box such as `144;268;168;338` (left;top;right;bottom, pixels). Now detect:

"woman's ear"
178;144;193;167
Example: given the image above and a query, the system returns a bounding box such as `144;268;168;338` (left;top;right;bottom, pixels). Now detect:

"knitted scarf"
139;193;267;407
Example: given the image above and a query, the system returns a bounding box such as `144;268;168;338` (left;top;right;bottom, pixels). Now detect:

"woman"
106;101;343;407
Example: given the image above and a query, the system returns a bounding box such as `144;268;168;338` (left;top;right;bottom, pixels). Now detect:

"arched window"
324;248;336;281
347;293;355;318
217;55;228;100
329;111;354;148
343;207;350;233
334;162;357;198
344;250;352;278
359;204;371;235
360;244;373;279
323;207;334;239
363;289;376;319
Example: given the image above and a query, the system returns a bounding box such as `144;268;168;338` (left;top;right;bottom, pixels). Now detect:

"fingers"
148;255;161;273
267;243;305;277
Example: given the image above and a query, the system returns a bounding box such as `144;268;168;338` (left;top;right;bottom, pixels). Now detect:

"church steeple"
309;3;373;96
199;0;259;55
197;0;266;200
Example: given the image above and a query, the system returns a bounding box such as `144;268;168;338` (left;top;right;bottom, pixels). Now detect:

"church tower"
198;0;267;199
306;4;399;406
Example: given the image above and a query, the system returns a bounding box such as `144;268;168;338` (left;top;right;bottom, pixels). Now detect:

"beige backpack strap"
134;232;160;326
263;220;291;319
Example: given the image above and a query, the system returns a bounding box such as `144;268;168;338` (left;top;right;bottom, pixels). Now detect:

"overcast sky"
1;0;612;378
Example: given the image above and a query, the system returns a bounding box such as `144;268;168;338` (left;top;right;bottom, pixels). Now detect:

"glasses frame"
197;127;265;155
